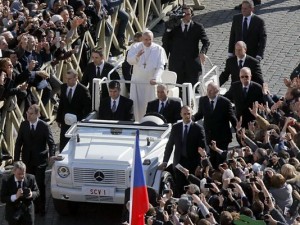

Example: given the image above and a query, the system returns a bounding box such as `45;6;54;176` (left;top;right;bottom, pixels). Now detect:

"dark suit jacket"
162;21;210;85
0;173;39;224
228;14;267;58
81;62;120;98
224;81;264;127
146;98;181;124
194;95;237;144
98;95;134;121
219;55;264;86
56;82;92;126
163;122;206;171
14;120;55;167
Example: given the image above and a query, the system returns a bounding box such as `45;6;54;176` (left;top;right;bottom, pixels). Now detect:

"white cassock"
127;42;167;121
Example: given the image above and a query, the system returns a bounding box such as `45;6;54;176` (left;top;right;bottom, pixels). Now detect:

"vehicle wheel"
159;171;175;195
52;198;78;216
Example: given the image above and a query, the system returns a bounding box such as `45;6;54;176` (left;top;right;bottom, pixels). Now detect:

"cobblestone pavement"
1;0;299;224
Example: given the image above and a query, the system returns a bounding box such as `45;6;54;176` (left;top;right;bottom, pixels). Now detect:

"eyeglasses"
240;76;249;78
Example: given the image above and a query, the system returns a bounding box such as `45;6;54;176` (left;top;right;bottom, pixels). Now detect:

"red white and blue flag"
130;130;149;225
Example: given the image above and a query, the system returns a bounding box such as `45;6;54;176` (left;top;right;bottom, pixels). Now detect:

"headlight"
57;166;70;178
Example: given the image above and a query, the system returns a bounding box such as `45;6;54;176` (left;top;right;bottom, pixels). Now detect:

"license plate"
82;186;115;196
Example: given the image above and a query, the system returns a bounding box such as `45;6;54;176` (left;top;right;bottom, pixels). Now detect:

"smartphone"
55;31;60;38
228;183;236;189
204;183;213;188
250;177;257;182
184;185;189;191
228;159;234;164
237;158;242;162
163;189;170;194
265;197;270;203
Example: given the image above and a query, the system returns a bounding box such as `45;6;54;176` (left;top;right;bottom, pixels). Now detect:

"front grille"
73;168;126;186
85;195;114;202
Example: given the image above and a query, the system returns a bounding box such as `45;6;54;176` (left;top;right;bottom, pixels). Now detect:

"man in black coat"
81;48;120;98
98;80;133;121
1;161;40;225
224;67;264;128
146;84;181;123
14;104;55;216
220;41;264;87
162;6;210;86
56;69;92;152
159;106;206;196
228;0;267;60
194;82;237;168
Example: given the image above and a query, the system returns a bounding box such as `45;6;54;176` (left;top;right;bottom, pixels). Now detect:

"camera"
204;183;213;188
22;187;31;198
250;177;257;182
165;5;185;30
184;185;190;191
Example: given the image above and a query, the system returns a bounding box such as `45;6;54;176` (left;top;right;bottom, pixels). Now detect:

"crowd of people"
0;0;300;224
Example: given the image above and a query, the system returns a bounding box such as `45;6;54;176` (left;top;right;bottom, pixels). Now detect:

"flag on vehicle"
130;130;149;225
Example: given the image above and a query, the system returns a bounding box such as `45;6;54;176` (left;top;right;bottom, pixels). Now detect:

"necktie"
243;17;248;41
182;125;188;157
243;87;248;98
159;102;165;114
67;88;73;103
239;60;243;69
30;124;35;136
31;124;34;131
184;24;188;37
17;181;22;189
210;100;214;111
96;66;101;77
111;100;116;113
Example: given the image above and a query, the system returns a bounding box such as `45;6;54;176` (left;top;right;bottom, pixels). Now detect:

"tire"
159;171;175;195
52;198;78;216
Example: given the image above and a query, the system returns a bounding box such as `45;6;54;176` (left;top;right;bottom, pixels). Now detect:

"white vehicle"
51;116;175;215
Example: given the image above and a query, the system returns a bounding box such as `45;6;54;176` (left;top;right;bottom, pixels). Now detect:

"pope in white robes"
127;30;167;121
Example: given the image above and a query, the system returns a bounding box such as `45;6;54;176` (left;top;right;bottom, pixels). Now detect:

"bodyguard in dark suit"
1;162;39;225
98;80;134;121
56;69;92;152
162;6;210;86
146;84;181;123
160;106;206;196
224;67;264;128
194;82;237;168
14;104;55;216
228;0;267;60
81;48;120;98
220;41;264;86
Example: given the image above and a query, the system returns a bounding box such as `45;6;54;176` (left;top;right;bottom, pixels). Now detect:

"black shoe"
254;0;261;6
0;153;12;161
234;3;242;10
234;1;261;10
40;116;50;122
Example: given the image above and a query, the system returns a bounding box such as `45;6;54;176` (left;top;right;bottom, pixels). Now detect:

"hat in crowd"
222;168;234;180
252;163;262;173
188;184;200;195
50;14;64;24
177;194;192;213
